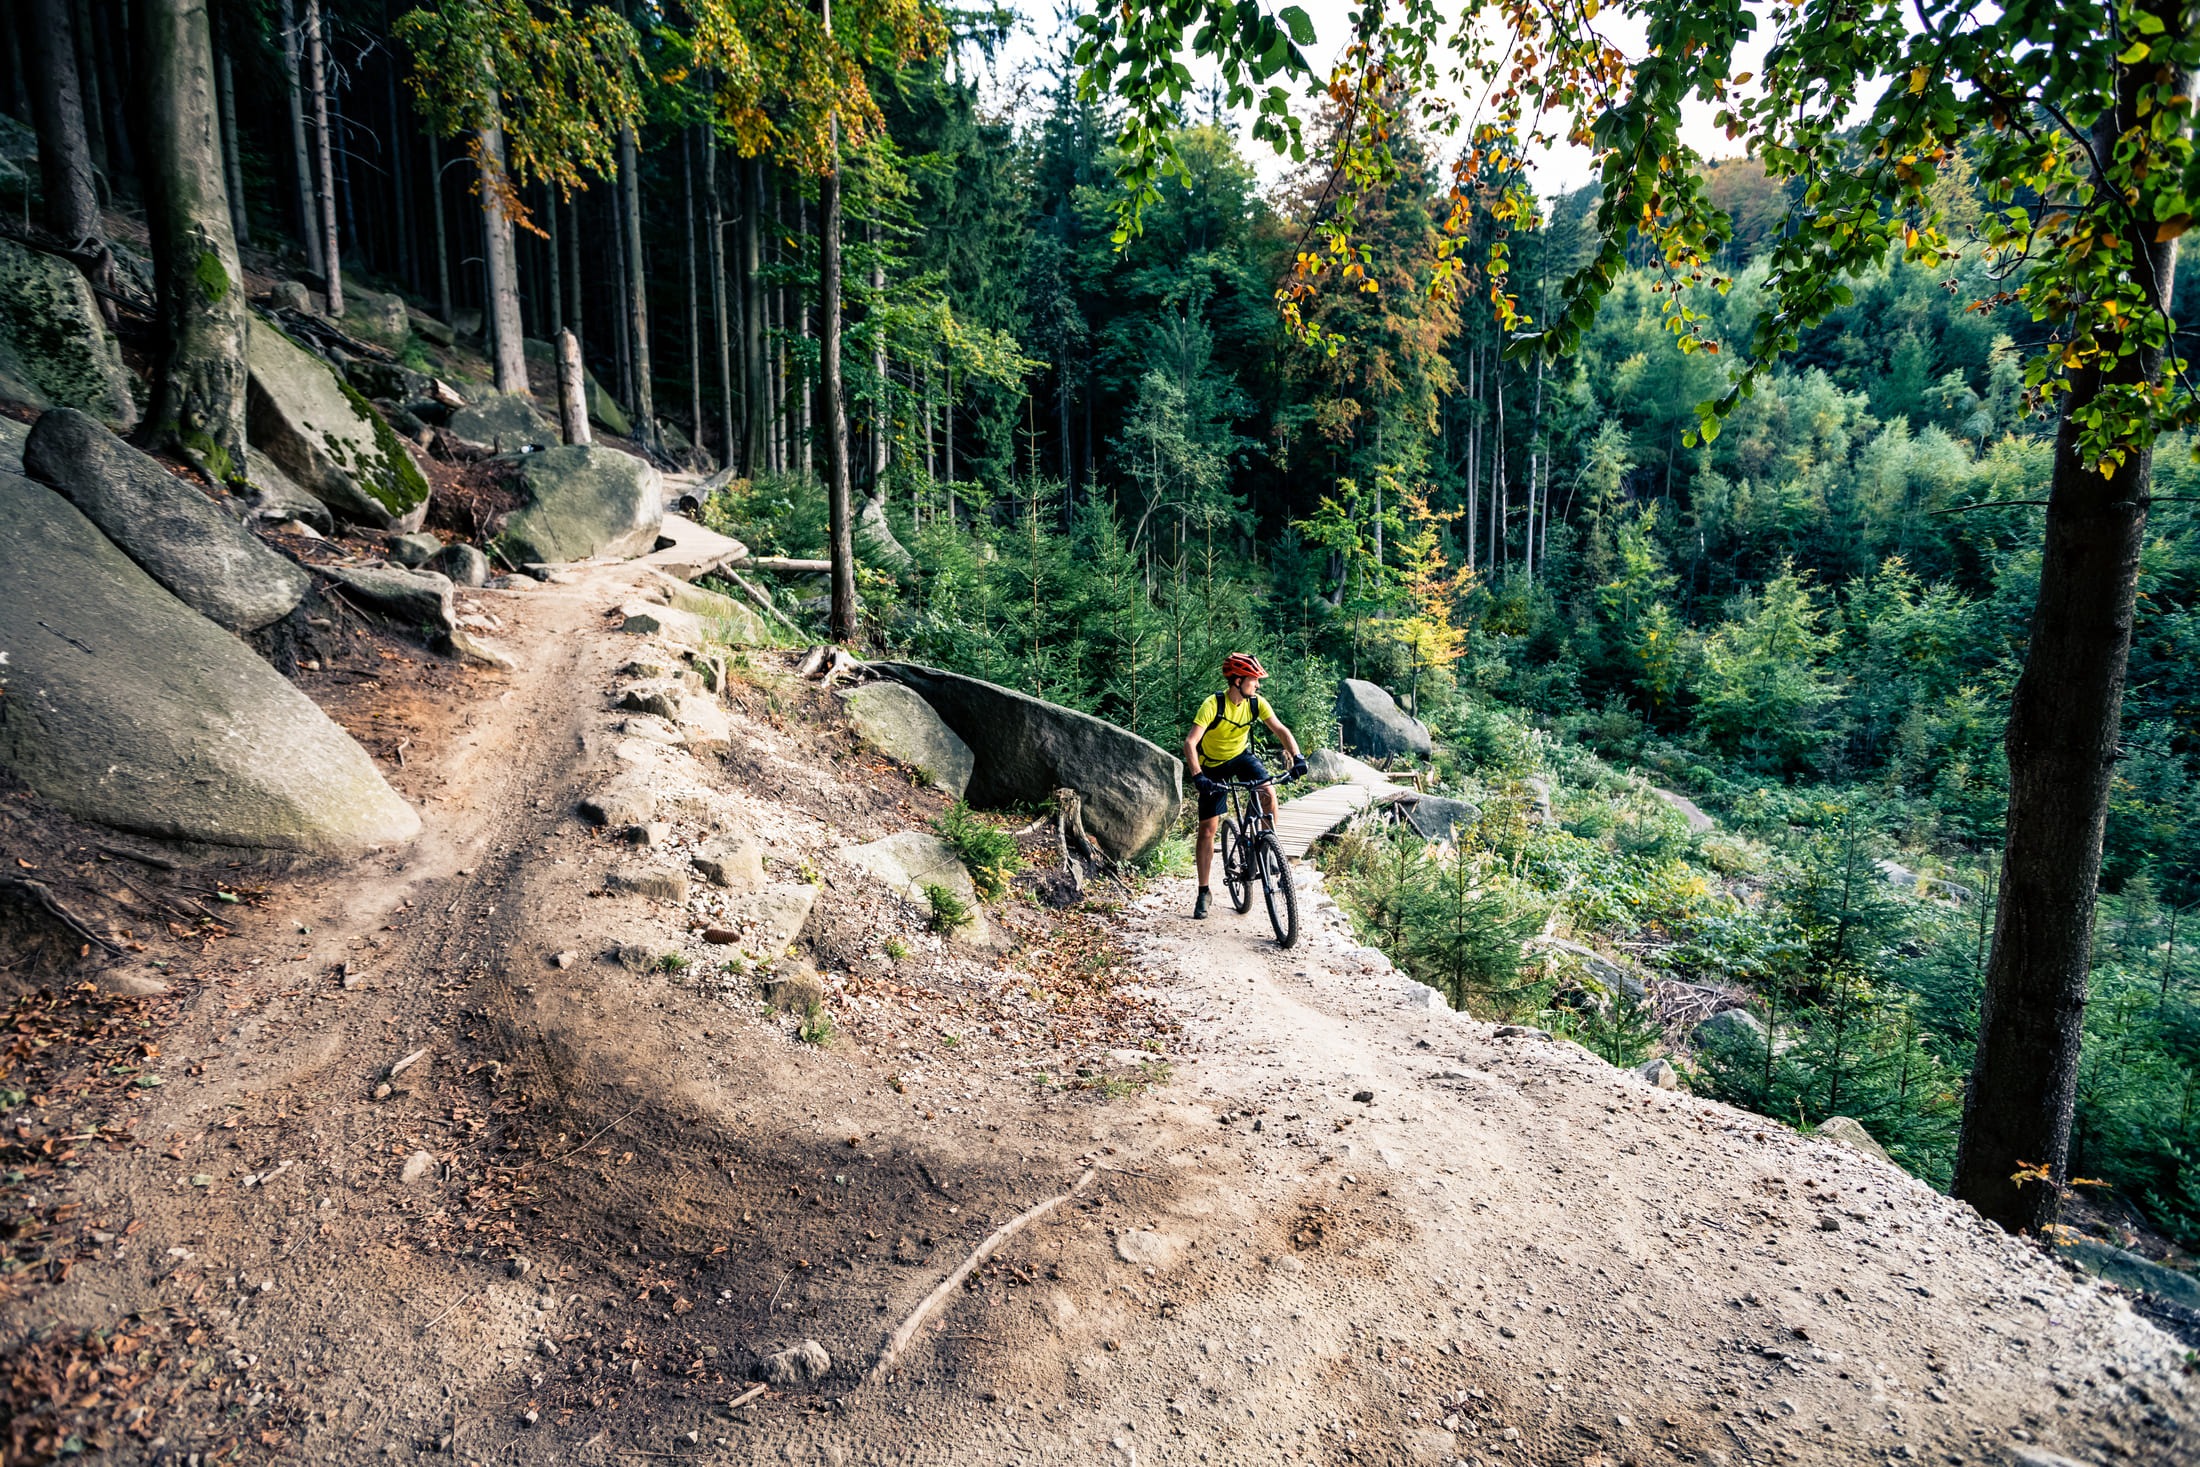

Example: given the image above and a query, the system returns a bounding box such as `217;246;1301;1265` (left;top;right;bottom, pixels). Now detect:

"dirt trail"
9;547;2197;1467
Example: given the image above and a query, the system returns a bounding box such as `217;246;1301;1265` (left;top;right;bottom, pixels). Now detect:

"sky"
968;0;1782;202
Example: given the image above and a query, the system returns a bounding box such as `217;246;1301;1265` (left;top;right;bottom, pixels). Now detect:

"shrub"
923;883;973;932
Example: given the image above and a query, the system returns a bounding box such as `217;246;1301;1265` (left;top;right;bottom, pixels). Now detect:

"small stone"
614;943;656;972
189;1174;214;1188
625;822;671;847
386;531;442;568
538;1339;559;1357
399;1151;437;1185
430;543;490;588
551;950;579;969
1636;1058;1679;1090
579;785;654;828
1113;1230;1181;1270
608;869;689;903
507;1256;532;1277
440;628;517;670
1352;1090;1375;1104
372;1082;392;1101
1819;1216;1841;1231
520;1409;539;1427
691;831;767;889
620;686;683;720
757;1339;831;1386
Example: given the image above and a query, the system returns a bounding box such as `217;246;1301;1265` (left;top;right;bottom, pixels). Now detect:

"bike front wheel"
1221;821;1253;913
1255;833;1299;948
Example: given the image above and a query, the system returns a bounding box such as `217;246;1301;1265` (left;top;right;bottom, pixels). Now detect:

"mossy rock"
0;239;137;428
245;317;430;530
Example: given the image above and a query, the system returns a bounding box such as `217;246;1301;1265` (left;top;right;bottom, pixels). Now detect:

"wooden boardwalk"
1272;779;1414;858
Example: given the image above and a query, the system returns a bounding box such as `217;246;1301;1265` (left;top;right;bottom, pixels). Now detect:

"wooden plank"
1272;782;1413;858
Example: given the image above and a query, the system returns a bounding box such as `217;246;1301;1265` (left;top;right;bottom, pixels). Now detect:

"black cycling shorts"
1196;752;1268;820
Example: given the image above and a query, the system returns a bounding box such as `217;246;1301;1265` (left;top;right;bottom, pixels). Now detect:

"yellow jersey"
1193;691;1272;765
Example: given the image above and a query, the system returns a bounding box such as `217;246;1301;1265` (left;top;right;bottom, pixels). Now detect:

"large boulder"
1693;1007;1768;1054
856;495;912;574
876;663;1181;862
23;410;308;633
0;238;137;429
241;447;334;534
323;565;457;635
1403;794;1479;841
445;392;557;455
840;681;973;797
1814;1115;1897;1169
246;317;431;529
338;284;411;344
0;472;419;854
494;445;663;565
0;416;25;475
1335;678;1432;761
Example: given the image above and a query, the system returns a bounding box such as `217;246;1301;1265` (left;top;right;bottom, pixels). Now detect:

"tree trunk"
387;68;411;286
546;184;563;336
277;0;318;273
25;0;101;244
430;133;453;324
90;0;135;198
1951;57;2177;1234
741;156;765;475
138;0;247;478
477;121;527;397
564;193;582;348
798;195;815;478
557;328;590;446
821;113;855;641
871;218;888;487
611;182;633;419
683;127;702;463
304;0;340;314
619;121;655;454
213;0;247;245
707;126;734;469
72;0;108;185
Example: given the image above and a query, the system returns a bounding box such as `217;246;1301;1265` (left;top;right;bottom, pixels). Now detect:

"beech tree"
398;0;646;399
1083;0;2200;1233
691;0;938;640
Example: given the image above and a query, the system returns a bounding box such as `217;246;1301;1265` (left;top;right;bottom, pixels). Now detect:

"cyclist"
1185;652;1306;919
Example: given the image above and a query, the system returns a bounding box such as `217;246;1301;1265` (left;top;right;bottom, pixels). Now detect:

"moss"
195;252;230;305
180;430;237;484
335;375;430;515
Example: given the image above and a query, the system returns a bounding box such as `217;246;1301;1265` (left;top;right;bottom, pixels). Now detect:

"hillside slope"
1;544;2192;1467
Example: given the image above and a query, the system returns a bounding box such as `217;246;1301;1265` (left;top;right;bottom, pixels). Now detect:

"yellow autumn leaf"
1908;67;1928;94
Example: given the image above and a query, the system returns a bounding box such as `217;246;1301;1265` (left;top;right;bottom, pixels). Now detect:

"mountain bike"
1217;774;1300;949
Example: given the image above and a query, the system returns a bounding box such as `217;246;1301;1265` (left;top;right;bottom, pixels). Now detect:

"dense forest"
3;1;2197;1246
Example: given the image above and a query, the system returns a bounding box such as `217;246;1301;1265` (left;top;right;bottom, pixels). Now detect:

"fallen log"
726;556;832;574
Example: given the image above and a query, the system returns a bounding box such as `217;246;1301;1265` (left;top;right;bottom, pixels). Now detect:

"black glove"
1290;755;1308;780
1193;773;1221;797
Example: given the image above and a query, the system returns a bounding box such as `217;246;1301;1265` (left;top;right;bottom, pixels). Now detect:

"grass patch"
658;952;689;975
1133;832;1194;879
934;801;1021;900
883;937;910;960
798;1002;834;1046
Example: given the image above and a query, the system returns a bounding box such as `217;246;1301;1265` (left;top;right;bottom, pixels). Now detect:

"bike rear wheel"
1255;833;1299;948
1221;821;1253;913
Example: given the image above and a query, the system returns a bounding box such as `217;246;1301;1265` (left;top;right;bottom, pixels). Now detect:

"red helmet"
1222;652;1267;681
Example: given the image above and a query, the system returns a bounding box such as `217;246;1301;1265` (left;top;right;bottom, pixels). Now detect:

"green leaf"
2118;40;2151;64
1279;5;1315;45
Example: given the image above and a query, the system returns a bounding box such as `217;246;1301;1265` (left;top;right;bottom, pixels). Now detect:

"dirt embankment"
1;548;2194;1467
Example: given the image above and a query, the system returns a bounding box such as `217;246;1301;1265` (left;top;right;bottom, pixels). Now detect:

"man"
1185;652;1306;919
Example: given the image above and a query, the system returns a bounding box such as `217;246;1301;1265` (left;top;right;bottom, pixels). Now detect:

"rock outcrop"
1403;794;1478;842
0;416;26;475
246;318;431;529
494;445;663;565
1335;678;1432;761
0;238;137;428
242;447;335;534
0;472;418;854
1815;1115;1896;1169
840;681;973;797
839;830;991;944
322;565;457;635
856;495;912;573
1304;748;1393;788
876;663;1182;861
445;393;557;455
23;410;308;633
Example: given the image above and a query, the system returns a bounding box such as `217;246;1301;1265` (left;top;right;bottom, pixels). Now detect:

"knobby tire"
1221;821;1252;913
1256;833;1298;948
